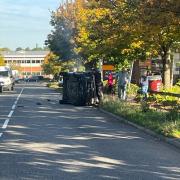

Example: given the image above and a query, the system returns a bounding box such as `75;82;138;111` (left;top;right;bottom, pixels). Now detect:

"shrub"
127;83;139;95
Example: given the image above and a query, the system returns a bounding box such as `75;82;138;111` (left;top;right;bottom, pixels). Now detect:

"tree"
75;3;111;68
46;0;180;87
42;52;77;75
32;47;43;51
88;0;180;87
25;47;30;51
76;0;148;68
0;54;5;66
8;63;22;72
45;1;78;61
136;0;180;88
60;60;76;72
43;46;49;51
0;47;11;51
42;53;60;75
16;47;23;51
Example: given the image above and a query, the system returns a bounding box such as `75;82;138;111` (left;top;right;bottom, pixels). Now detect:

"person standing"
140;74;149;99
92;68;103;103
107;72;114;94
115;67;129;100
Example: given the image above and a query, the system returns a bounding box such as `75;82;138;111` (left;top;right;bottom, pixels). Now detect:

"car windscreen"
0;71;8;77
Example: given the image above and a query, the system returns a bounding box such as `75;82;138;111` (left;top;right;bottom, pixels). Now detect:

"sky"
0;0;62;50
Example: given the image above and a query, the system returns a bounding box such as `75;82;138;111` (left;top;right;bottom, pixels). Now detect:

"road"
0;83;180;180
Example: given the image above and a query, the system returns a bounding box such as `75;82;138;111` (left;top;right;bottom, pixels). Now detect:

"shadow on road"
0;85;180;179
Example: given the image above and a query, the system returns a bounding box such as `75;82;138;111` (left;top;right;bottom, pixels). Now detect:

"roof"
1;51;49;57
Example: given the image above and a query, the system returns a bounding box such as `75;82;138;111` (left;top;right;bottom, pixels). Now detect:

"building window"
36;60;40;63
32;60;36;63
27;60;31;63
32;72;41;75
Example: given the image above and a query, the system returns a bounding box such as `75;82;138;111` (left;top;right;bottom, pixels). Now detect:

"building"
1;51;49;77
131;52;180;85
173;51;180;82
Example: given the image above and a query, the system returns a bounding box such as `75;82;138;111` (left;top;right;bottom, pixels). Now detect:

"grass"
47;82;63;93
165;81;180;94
101;95;180;138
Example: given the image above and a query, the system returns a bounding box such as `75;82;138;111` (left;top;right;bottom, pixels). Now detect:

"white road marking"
12;104;16;110
1;88;24;131
17;89;24;99
10;88;24;112
8;110;14;118
2;119;9;129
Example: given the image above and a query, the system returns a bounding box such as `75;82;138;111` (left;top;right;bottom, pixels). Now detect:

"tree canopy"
46;0;180;87
0;54;5;66
42;53;60;75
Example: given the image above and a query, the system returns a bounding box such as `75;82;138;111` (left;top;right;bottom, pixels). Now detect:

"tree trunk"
170;54;174;86
161;49;171;89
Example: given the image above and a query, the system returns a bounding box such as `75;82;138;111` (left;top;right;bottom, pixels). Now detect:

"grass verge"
47;82;63;93
101;95;180;138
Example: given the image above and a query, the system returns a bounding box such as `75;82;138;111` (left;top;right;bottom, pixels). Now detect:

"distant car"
26;76;39;82
0;66;14;93
37;75;44;81
18;78;25;82
14;77;20;83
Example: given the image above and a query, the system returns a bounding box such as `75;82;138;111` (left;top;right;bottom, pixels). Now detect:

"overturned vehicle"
59;71;103;106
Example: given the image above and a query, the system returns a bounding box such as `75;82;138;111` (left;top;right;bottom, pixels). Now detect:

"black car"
26;76;39;82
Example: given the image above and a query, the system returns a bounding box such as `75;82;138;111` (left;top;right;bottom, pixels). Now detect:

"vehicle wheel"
0;86;3;93
11;86;14;91
8;85;11;91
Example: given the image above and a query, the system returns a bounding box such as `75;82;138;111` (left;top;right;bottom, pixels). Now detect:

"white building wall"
2;51;49;77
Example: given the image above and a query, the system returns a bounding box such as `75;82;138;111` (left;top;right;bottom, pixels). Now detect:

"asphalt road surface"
0;82;180;180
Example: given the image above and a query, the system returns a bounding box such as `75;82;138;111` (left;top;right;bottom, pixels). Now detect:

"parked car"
0;66;14;93
37;75;44;81
26;76;39;82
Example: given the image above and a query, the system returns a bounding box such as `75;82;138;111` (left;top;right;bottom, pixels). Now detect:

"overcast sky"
0;0;62;50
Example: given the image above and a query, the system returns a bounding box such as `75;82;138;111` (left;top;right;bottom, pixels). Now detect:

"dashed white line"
12;104;16;110
1;88;24;132
2;119;9;129
8;110;14;118
17;89;24;99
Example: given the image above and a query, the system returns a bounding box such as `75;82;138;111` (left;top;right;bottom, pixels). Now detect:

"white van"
0;66;14;93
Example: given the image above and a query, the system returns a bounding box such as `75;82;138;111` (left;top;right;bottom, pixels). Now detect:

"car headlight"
0;81;4;86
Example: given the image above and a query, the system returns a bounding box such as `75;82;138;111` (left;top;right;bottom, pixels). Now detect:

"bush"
176;79;180;86
127;83;139;95
163;82;180;94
